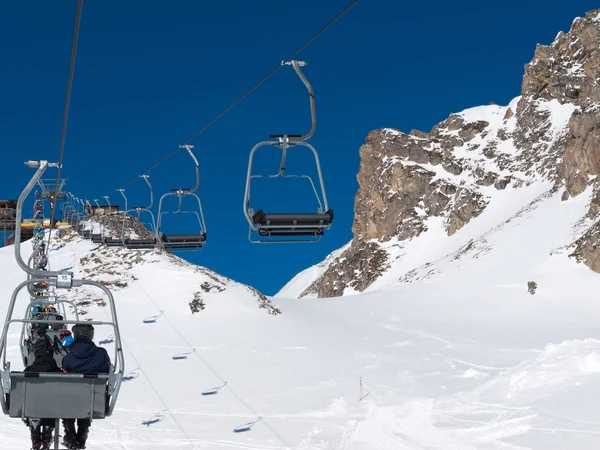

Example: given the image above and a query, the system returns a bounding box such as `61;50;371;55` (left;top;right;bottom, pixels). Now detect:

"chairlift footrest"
259;228;325;237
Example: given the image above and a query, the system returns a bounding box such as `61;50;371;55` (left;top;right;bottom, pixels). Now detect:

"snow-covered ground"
1;184;600;449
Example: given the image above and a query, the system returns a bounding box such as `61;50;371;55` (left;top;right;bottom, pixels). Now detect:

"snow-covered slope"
276;96;581;299
1;210;600;448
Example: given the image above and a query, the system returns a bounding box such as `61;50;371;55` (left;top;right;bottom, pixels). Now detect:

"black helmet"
34;327;47;337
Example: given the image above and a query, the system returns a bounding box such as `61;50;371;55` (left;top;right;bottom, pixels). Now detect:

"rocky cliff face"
523;10;600;197
294;9;600;298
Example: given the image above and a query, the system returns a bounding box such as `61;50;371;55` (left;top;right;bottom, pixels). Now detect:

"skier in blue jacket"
61;324;110;449
59;329;74;348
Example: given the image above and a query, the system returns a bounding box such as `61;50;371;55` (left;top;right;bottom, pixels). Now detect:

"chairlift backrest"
8;372;110;420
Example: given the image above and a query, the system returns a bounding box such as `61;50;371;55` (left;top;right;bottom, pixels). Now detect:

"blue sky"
0;0;597;295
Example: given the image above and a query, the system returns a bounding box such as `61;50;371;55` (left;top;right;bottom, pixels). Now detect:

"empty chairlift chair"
90;199;104;243
157;145;207;250
61;195;75;226
75;198;86;236
82;200;93;239
101;196;125;247
124;175;159;249
243;60;333;243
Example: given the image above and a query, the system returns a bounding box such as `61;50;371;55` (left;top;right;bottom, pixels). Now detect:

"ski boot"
40;426;53;450
29;419;42;449
62;420;78;449
62;437;80;450
76;425;89;449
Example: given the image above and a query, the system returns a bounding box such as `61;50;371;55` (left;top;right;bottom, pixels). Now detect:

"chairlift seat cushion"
252;209;333;226
125;239;157;249
125;238;156;246
8;372;109;420
161;233;206;244
104;238;123;247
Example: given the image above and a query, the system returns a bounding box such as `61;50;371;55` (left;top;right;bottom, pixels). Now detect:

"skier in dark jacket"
26;327;53;360
24;339;62;449
25;339;59;373
61;324;110;449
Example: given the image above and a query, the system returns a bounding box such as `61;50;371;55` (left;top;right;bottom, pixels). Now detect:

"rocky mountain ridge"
282;9;600;298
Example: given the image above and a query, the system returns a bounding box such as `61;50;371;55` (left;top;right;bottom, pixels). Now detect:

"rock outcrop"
94;212;156;240
522;10;600;198
295;9;600;298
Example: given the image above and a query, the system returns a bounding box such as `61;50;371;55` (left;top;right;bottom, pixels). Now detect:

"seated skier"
32;327;52;351
61;324;110;449
50;312;65;331
24;339;62;449
59;329;74;348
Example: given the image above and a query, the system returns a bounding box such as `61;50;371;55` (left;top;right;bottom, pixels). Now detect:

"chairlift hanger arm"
117;189;128;212
141;175;154;210
104;196;112;211
15;161;71;278
281;60;316;141
128;175;154;212
118;189;128;240
178;145;200;194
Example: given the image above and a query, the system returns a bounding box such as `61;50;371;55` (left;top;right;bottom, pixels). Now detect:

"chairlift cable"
47;0;83;249
111;0;360;194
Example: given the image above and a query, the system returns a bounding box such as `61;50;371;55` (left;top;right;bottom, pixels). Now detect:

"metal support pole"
54;418;60;450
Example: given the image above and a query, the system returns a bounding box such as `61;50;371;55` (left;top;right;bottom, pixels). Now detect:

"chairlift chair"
100;196;125;247
64;194;81;229
75;198;86;235
1;161;125;450
90;199;103;243
82;200;93;239
60;195;75;223
124;175;159;249
76;198;87;233
36;179;67;201
102;190;128;247
243;60;333;243
157;145;207;251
